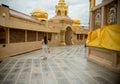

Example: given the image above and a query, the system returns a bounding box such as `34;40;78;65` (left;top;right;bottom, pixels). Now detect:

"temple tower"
49;0;73;46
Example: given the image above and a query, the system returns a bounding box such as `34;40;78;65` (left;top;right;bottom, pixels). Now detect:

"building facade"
87;0;120;72
0;0;89;58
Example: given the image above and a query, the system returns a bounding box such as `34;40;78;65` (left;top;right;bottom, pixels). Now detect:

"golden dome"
31;8;48;19
72;18;80;26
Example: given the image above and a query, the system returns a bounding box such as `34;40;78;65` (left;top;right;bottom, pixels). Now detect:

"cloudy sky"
0;0;102;26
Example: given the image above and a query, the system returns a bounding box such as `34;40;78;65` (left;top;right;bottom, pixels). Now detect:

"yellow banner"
87;24;120;51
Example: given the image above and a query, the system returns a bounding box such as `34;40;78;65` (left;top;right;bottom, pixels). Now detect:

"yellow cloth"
87;24;120;51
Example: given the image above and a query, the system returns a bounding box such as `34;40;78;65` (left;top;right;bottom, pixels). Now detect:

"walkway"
0;45;120;84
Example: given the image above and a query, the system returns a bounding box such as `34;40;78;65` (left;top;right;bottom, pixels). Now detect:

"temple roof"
72;18;80;24
72;18;80;26
31;8;48;19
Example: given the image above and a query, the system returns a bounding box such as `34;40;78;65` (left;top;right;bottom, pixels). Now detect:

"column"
90;12;95;31
60;30;66;46
71;33;74;45
83;34;85;40
45;32;49;41
36;32;38;41
117;0;120;24
101;6;105;27
25;30;27;42
112;52;117;67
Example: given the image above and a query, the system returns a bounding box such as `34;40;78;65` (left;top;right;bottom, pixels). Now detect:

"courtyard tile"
0;45;120;84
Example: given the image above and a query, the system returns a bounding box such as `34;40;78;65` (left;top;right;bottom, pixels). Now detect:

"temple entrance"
65;27;73;45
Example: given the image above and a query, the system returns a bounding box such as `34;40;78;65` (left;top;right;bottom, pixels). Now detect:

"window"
38;32;44;41
85;34;88;39
80;34;83;40
77;34;79;40
10;29;25;43
27;31;36;42
0;28;6;44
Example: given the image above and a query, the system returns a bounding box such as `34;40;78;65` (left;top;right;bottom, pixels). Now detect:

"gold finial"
58;0;66;5
89;0;96;8
59;0;65;2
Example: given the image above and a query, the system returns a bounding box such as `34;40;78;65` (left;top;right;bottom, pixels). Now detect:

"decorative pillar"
101;6;105;27
117;0;120;24
60;30;66;46
90;12;95;31
89;0;96;30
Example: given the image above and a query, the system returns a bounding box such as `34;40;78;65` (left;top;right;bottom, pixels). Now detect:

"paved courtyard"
0;45;120;84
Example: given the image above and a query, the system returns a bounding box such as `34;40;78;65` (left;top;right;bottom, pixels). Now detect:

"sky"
0;0;102;26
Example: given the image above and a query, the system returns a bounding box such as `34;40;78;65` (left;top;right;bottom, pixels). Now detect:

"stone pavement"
0;45;120;84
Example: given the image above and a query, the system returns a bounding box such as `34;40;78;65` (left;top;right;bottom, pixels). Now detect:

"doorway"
65;27;73;45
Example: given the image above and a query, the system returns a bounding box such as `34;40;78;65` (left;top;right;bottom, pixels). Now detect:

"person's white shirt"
41;39;48;49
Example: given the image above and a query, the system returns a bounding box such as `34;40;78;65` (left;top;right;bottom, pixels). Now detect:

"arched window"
0;28;6;44
57;10;61;16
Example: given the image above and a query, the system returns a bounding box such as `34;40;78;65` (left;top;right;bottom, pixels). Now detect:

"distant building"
0;0;89;57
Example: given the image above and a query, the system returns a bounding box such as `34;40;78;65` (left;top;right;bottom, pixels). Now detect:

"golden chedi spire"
31;8;48;21
56;0;68;16
72;18;81;27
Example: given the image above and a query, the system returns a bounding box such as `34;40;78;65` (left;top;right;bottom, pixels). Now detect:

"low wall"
0;41;41;58
49;40;60;47
0;40;61;58
87;46;120;73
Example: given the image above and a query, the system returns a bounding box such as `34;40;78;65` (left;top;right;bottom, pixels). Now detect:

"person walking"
41;36;49;60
